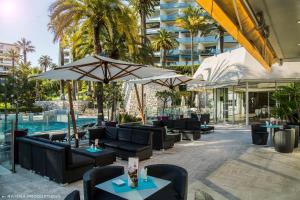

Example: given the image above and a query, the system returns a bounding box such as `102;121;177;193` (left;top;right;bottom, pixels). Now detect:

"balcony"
160;26;186;32
160;2;197;10
167;60;201;66
160;14;178;21
177;35;236;44
146;16;160;23
146;28;159;35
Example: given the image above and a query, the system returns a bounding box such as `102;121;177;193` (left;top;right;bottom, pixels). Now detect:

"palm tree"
15;38;35;63
49;0;137;137
152;30;178;68
204;21;226;53
129;0;157;44
176;6;209;74
5;49;20;129
38;55;53;72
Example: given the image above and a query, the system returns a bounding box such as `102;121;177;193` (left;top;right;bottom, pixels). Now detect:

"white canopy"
191;47;300;89
129;73;203;89
34;55;174;82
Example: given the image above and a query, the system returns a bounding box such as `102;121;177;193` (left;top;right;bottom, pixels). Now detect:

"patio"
1;125;300;200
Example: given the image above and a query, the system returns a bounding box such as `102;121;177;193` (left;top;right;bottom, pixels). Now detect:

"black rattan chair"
64;190;80;200
145;164;188;200
83;166;125;200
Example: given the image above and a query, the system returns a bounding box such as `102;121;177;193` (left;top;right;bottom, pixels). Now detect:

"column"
246;82;249;126
232;86;235;124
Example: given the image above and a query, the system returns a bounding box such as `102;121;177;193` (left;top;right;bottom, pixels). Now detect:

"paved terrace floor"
1;125;300;200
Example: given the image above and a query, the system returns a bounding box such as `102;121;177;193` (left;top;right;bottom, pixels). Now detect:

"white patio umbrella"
129;73;204;89
34;55;174;144
129;73;203;121
35;55;173;83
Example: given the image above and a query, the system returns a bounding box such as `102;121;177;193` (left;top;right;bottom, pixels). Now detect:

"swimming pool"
18;118;97;134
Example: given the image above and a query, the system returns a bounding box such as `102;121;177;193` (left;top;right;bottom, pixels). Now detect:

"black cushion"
118;143;150;152
118;128;132;142
131;129;150;145
28;137;73;165
105;127;118;140
173;119;186;130
98;138;114;145
186;120;200;130
104;141;121;148
165;120;174;128
68;153;93;170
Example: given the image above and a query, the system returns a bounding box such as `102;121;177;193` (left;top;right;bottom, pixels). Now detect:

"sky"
0;0;58;66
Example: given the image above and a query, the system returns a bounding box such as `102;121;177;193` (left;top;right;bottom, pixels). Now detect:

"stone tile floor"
1;125;300;200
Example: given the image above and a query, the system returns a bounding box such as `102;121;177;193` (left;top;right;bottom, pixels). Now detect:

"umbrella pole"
67;81;79;148
134;84;145;124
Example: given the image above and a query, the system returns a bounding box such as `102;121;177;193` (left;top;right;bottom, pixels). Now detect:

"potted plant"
272;83;300;152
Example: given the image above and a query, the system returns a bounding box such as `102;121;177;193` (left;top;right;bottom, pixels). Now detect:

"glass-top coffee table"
96;174;171;200
261;124;281;146
73;147;116;166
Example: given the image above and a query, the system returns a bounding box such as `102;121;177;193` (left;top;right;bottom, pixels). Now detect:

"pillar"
246;82;249;126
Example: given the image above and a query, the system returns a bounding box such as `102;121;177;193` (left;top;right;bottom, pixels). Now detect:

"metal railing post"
11;121;15;173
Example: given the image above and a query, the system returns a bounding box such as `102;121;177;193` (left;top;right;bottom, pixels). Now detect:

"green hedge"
0;106;43;113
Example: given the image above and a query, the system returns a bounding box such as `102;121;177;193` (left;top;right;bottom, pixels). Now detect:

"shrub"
117;113;140;124
0;106;43;113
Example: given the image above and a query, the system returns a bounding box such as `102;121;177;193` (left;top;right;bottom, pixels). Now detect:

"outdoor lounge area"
1;125;300;200
1;0;300;199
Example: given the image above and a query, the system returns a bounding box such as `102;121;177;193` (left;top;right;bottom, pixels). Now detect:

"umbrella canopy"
34;55;174;82
129;73;204;89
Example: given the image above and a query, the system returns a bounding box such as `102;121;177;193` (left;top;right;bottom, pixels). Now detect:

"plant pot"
283;125;299;148
274;129;295;153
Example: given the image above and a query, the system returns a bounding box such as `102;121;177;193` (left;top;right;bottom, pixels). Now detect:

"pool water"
18;118;97;134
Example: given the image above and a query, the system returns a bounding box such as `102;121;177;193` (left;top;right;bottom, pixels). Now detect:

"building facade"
146;0;239;66
0;42;20;73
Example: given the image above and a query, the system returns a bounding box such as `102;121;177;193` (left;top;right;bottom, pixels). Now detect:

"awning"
196;0;277;70
190;47;300;89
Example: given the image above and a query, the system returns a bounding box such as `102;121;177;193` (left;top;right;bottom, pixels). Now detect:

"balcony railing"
160;26;185;32
146;28;159;34
160;2;197;9
177;35;236;44
160;14;178;21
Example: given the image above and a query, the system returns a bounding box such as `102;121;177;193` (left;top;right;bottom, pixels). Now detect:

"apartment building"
0;42;20;73
146;0;239;66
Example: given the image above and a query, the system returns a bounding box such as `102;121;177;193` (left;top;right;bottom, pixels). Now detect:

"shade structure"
33;55;174;141
191;47;300;90
34;55;173;82
129;73;204;89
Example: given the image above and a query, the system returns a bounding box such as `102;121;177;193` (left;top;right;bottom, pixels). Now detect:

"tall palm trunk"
219;28;224;53
72;80;77;100
162;48;167;68
139;9;146;44
59;44;65;100
93;24;104;124
67;81;78;147
23;50;27;63
191;33;194;75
